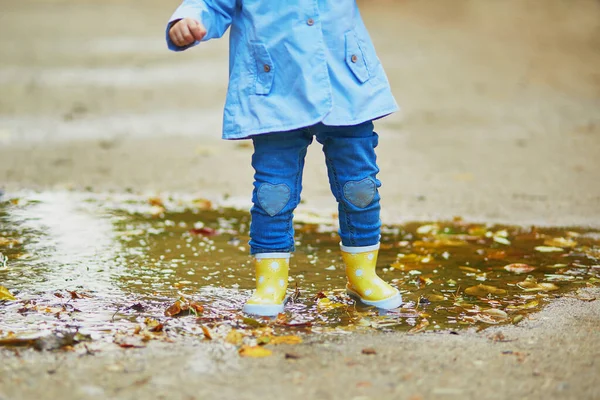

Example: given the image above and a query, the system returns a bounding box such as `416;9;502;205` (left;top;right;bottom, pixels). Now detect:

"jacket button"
307;18;314;26
263;64;271;72
351;54;358;63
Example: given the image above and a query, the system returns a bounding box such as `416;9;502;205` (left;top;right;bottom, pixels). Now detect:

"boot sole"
346;287;403;310
242;297;288;317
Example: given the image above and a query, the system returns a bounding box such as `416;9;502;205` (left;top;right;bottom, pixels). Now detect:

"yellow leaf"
269;335;303;345
543;237;577;248
239;345;272;358
317;298;345;311
0;237;20;247
225;329;244;346
0;286;16;301
464;284;507;296
534;246;564;253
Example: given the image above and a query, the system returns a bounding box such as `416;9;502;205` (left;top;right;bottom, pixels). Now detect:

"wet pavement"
1;192;598;350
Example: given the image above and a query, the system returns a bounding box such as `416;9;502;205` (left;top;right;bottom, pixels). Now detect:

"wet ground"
1;192;598;350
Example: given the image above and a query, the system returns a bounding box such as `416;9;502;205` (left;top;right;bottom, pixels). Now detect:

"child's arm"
166;0;236;52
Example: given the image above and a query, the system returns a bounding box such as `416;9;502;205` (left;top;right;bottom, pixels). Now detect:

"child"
166;0;402;316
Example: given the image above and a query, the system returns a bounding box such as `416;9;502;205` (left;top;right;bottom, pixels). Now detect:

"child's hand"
169;18;206;47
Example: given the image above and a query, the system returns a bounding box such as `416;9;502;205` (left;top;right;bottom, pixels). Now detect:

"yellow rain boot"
342;243;402;309
242;253;289;316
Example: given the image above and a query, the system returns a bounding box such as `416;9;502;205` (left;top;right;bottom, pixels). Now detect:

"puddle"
0;192;598;349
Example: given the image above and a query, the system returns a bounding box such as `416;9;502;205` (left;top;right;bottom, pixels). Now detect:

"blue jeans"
249;121;382;255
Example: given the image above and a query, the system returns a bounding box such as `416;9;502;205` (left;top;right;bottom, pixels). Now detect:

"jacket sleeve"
166;0;236;52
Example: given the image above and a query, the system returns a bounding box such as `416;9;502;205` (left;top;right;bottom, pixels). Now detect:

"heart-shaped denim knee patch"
343;178;376;208
257;183;291;216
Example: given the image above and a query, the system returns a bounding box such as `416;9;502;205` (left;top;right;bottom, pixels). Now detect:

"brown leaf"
361;348;377;355
464;284;507;297
69;290;91;299
189;227;217;236
285;352;302;360
164;301;182;317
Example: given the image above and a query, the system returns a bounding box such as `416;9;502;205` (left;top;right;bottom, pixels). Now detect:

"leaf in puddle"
164;298;204;317
189;227;217;236
225;329;244;346
200;325;213;340
493;236;511;245
239;345;272;358
506;300;540;311
241;317;266;328
481;308;509;322
148;197;164;207
464;284;507;296
144;318;164;332
317;297;346;311
164;300;182;317
68;290;92;299
0;237;20;247
0;286;16;301
503;263;536;274
459;266;480;273
408;318;430;334
543;237;577;248
416;224;439;235
534;246;564;253
516;276;559;292
192;198;212;210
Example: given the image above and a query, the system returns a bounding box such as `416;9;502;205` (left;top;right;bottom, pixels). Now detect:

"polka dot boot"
341;243;402;309
242;253;289;317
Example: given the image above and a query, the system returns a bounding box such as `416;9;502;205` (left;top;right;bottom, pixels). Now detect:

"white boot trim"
254;252;291;260
339;243;380;254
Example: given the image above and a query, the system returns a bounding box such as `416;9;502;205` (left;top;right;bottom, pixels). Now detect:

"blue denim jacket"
167;1;399;140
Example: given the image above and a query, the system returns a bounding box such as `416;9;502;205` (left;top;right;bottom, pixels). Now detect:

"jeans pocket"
250;41;274;95
345;30;370;84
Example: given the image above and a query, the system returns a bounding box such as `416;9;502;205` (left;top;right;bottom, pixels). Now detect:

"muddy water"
0;193;598;346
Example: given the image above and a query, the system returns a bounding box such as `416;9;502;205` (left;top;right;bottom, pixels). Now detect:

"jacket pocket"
345;30;370;83
250;41;274;95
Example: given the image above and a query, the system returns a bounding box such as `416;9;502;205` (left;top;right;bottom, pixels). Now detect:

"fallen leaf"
269;335;302;345
285;352;302;360
144;318;164;332
164;298;204;317
534;246;564;253
68;290;91;299
200;325;212;340
225;329;244;346
0;286;16;301
192;198;212;210
408;318;430;334
516;276;559;292
239;345;272;358
506;300;540;311
0;237;20;247
361;348;377;355
503;263;536;274
189;227;217;236
493;236;511;245
148;197;164;207
464;284;507;297
543;237;577;248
